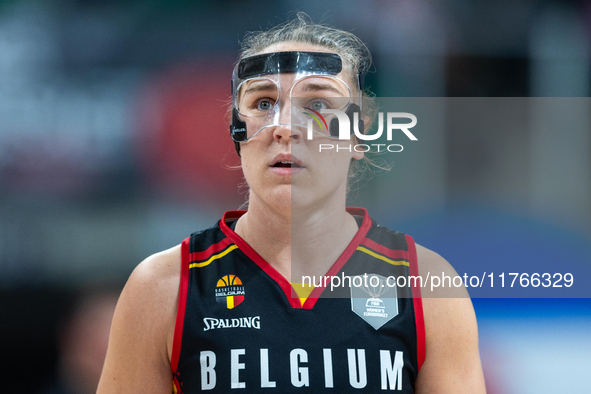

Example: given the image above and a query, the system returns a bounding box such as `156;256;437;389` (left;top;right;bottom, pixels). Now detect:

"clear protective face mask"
230;51;365;145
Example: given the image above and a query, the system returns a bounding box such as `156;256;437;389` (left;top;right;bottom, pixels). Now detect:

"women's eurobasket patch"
350;274;398;330
215;275;245;309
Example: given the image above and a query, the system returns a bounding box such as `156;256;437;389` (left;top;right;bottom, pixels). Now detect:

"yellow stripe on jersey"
357;246;410;267
227;295;235;309
189;244;239;269
291;282;316;307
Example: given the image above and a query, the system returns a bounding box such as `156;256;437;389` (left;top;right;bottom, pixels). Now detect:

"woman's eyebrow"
243;82;278;95
299;82;345;96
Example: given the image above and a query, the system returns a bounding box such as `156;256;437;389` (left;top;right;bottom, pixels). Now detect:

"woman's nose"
273;124;302;143
272;100;303;142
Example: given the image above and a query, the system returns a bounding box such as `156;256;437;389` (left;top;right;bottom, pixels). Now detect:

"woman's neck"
234;194;360;283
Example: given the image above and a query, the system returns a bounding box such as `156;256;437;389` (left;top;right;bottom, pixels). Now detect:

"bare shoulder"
414;242;474;341
415;243;462;283
124;244;181;351
97;244;182;394
126;244;181;314
414;243;486;394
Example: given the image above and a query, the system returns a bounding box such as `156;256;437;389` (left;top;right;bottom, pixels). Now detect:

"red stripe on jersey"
303;207;372;309
362;237;409;260
220;208;372;310
219;211;302;309
406;234;425;372
189;238;232;262
171;237;190;374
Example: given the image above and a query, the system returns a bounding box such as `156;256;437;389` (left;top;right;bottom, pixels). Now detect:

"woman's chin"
261;187;309;213
256;185;333;215
260;186;293;212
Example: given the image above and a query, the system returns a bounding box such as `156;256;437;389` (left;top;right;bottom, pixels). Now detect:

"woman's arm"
97;245;181;394
414;244;487;393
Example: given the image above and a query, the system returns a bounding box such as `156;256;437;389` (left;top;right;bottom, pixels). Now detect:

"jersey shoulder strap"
171;220;231;388
361;222;425;371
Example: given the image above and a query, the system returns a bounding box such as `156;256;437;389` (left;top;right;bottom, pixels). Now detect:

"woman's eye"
310;100;327;111
257;100;273;111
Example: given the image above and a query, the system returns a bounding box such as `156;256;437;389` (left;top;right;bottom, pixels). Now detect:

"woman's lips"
269;154;305;176
270;154;304;168
269;165;305;176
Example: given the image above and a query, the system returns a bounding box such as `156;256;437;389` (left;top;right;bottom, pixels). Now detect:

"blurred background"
0;0;590;392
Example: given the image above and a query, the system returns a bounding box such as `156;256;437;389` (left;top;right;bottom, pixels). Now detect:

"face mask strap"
357;72;366;92
236;51;342;80
230;108;247;156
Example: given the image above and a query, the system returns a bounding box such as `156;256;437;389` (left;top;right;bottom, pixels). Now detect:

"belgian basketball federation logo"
215;275;245;309
351;274;398;330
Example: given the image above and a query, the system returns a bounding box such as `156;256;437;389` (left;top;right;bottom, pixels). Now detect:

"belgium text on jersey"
198;348;405;390
203;316;260;331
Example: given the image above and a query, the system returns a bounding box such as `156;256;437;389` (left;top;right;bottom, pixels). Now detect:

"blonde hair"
238;12;378;119
240;13;370;79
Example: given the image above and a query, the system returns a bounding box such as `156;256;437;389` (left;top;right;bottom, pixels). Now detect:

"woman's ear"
352;149;365;161
361;114;373;132
351;133;365;161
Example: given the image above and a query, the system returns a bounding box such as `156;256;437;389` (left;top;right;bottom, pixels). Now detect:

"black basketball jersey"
171;207;425;393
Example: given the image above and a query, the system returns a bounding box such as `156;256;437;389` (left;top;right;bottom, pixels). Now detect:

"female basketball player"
98;14;486;393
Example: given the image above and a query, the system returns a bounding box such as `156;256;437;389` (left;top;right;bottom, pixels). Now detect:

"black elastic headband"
237;51;343;80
